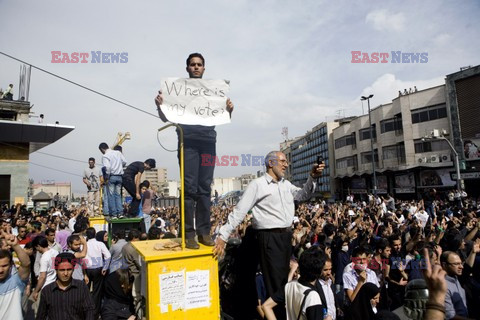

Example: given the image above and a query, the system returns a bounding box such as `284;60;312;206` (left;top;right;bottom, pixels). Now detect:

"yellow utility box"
89;216;107;232
132;239;220;320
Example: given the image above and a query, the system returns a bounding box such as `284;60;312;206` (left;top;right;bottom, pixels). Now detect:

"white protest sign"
160;78;230;126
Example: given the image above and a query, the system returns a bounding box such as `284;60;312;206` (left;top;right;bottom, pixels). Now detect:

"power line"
0;51;160;118
30;162;84;178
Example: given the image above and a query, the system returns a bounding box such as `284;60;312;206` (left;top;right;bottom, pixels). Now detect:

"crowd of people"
212;189;480;320
0;185;479;319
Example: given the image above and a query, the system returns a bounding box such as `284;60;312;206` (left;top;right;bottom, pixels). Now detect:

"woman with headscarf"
345;282;380;320
96;230;109;249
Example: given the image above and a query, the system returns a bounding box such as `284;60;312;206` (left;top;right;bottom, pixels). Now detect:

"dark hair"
67;234;81;247
114;231;125;240
388;234;401;246
440;251;458;265
86;227;96;240
31;222;42;231
54;252;77;268
98;142;109;151
352;246;369;258
376;238;390;252
113;145;122;152
127;229;140;241
88;157;95;162
59;222;67;230
45;228;56;236
298;247;326;282
32;236;49;249
147;227;162;240
0;249;13;264
323;223;336;237
145;158;156;169
186;53;205;66
142;180;150;188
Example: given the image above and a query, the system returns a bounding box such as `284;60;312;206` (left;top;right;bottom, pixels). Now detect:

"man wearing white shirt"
85;227;111;318
31;236;59;314
343;246;380;303
317;257;336;320
214;151;325;319
99;142;127;218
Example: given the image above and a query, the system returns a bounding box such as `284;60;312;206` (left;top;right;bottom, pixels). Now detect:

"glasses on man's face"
447;261;464;267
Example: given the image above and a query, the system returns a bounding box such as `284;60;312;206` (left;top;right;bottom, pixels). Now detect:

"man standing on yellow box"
155;53;234;249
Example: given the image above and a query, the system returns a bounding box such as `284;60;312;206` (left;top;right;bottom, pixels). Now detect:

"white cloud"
366;9;406;32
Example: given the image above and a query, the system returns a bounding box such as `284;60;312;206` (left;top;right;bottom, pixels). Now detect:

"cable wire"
0;51;159;118
30;162;84;177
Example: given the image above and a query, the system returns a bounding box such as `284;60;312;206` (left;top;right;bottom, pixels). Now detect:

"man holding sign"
155;53;234;249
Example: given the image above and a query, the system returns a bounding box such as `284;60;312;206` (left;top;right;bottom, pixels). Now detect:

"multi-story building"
446;65;480;195
333;85;455;199
0;99;74;205
290;122;340;200
141;167;167;191
280;137;301;181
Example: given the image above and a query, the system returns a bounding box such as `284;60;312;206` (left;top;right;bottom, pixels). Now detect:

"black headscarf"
95;230;109;248
346;282;380;320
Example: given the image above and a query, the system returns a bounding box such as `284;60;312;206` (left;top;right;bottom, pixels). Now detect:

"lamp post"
361;94;377;196
423;134;462;191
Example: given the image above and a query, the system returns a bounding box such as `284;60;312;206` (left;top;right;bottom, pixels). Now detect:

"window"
414;139;450;153
336;156;358;169
359;124;377;141
411;104;447;124
380;116;402;133
383;143;406;164
335;133;356;149
361;149;379;164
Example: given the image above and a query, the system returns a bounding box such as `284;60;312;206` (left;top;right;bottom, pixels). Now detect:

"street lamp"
422;132;463;191
361;94;377;196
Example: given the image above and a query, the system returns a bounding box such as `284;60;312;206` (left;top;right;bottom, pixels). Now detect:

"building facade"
290;122;339;200
333;85;456;199
0;100;74;205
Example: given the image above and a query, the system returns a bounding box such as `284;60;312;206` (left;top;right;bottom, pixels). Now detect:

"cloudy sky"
1;0;479;194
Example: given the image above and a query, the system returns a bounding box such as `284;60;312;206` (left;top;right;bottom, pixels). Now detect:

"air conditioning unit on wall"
418;157;428;164
440;154;451;162
430;154;440;163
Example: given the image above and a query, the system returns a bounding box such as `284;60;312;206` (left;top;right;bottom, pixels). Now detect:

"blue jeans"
107;175;123;216
102;185;109;214
143;213;151;233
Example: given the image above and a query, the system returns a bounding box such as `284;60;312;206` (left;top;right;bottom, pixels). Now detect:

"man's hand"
226;98;234;114
136;193;141;200
155;90;163;107
358;270;367;283
101;269;107;276
310;163;326;178
472;238;480;253
399;278;408;286
213;237;226;260
32;291;39;302
422;248;447;304
84;274;90;285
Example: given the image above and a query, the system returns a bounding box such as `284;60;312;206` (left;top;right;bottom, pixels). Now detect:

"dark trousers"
102;298;133;320
180;142;215;238
231;228;292;320
86;267;104;318
123;178;140;216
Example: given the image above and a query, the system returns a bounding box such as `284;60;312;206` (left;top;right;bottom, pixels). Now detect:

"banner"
419;169;455;187
395;172;415;193
160;78;230;126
